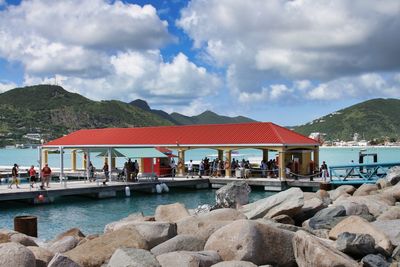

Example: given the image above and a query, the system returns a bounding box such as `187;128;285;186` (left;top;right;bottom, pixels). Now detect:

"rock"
293;197;326;225
77;234;99;246
257;219;307;233
10;232;38;246
386;166;400;186
204;219;296;266
48;236;79;254
150;234;205;256
334;195;392;217
308;205;347;230
376;178;390;189
154;203;190;222
215;181;251;209
361;254;390;267
292;230;359;267
371;219;400;246
392;246;400;261
194;204;213;215
353;184;379;196
53;228;85;243
311;229;330;239
381;182;400;202
329;185;356;201
104;212;144;233
329;216;393;255
121;222;177;248
339;202;371;216
335;232;376;258
0;242;36;267
65;227;149;267
48;253;81;267
377;206;400;221
27;246;54;267
156;251;221;267
315;189;332;206
107;248;160;267
211;261;257;267
200;208;246;221
239;187;304;219
271;214;295;225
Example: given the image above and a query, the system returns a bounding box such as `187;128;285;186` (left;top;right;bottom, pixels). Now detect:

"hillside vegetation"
293;98;400;141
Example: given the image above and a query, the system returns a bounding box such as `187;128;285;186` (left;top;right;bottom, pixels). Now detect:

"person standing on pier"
187;160;194;178
41;164;52;189
8;163;20;189
320;161;329;182
28;165;37;188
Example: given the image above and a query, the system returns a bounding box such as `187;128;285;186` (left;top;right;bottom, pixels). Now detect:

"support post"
108;147;112;181
178;150;185;176
86;149;91;181
82;152;87;170
38;146;42;169
71;150;77;171
60;146;66;187
139;158;145;173
225;150;232;178
218;150;223;160
279;150;286;180
262;149;269;161
43;150;48;166
313;148;320;173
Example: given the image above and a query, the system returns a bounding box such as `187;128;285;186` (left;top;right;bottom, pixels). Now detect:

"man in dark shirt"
9;163;20;189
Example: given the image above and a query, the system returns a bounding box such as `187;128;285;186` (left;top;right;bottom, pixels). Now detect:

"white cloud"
0;80;17;93
178;0;400;100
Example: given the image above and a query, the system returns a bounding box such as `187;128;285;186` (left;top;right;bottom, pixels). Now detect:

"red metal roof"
43;122;319;147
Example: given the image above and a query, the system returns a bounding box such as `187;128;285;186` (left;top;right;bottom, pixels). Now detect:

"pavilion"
40;122;320;181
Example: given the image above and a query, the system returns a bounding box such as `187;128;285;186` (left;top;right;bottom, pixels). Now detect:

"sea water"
0;147;399;240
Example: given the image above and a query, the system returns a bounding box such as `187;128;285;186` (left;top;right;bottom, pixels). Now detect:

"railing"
329;162;400;182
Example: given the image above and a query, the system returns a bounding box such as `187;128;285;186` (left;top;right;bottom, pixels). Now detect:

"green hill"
293;98;400;141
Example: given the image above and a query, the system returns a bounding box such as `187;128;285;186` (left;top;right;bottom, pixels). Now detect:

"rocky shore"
1;168;400;267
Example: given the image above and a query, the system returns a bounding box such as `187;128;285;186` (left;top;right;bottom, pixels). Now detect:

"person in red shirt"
28;165;37;188
41;164;52;189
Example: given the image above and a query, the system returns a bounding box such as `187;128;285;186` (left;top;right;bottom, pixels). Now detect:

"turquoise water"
0;188;273;241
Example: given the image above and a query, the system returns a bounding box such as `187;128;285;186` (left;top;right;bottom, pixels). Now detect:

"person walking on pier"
28;165;37;188
187;160;194;178
8;163;20;189
41;164;52;189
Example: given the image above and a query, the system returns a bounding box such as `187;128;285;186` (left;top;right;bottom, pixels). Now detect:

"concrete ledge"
96;190;117;199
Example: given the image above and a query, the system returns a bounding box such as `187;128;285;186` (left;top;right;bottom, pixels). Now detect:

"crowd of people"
7;163;52;190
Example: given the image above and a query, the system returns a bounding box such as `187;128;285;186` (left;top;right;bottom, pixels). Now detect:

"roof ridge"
269;122;285;144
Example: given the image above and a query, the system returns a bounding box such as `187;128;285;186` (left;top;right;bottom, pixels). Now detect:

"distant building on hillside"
309;132;325;144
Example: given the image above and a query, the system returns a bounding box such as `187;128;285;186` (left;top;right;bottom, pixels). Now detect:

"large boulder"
292;230;359;267
121;222;177;248
27;246;54;267
198;208;246;221
333;195;392;217
386;166;400;186
211;261;257;267
214;181;251;208
335;232;376;258
9;233;38;247
329;185;356;201
352;184;379;196
329;216;393;255
52;228;85;243
48;253;81;267
0;242;37;267
107;248;160;267
271;214;295;225
293;197;326;225
156;251;221;267
376;206;400;220
308;206;347;230
150;234;205;256
371;219;400;246
154;203;190;222
381;182;400;202
48;236;79;254
204;220;296;266
315;189;332;206
239;187;304;219
65;227;149;267
104;212;144;233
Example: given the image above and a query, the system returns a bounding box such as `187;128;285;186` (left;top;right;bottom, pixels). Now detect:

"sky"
0;0;399;126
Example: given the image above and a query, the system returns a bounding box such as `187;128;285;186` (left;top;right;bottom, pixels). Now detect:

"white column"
60;146;66;187
37;146;42;169
86;148;91;181
108;147;112;181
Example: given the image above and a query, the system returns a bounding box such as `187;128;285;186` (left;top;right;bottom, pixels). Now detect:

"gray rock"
104;212;144;233
211;261;257;267
48;253;81;267
329;185;356;201
107;248;160;267
353;184;379;196
194;204;213;215
239;187;304;219
371;219;400;246
377;206;400;221
9;233;38;247
335;232;376;258
156;251;221;267
154;203;190;222
392;246;400;261
0;242;36;267
150;234;205;256
315;189;332;206
271;214;295;225
334;195;392;217
27;246;54;267
308;206;347;230
293;230;359;267
48;236;79;254
293;197;326;225
386;166;400;186
361;254;390;267
215;181;251;209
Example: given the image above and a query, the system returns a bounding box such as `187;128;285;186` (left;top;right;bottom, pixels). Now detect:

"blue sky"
0;0;399;126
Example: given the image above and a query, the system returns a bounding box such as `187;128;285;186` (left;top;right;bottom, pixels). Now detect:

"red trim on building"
43;122;319;147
